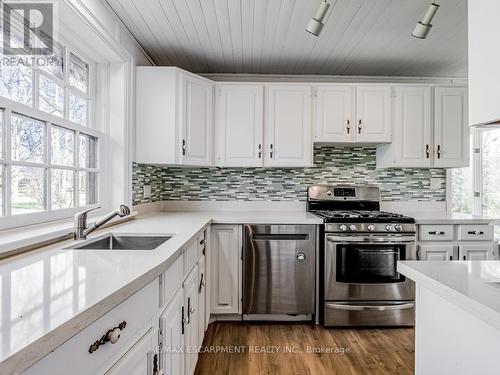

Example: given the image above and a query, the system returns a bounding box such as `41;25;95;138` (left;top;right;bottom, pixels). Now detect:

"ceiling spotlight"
306;0;331;37
412;2;440;39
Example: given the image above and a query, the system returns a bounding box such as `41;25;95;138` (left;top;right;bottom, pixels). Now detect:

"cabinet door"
105;327;157;375
183;266;199;375
394;86;433;167
434;87;469;168
180;73;213;166
211;225;241;314
216;84;264;167
356;86;392;142
159;288;184;375
419;244;454;261
315;86;355;142
459;244;495;261
197;254;207;343
265;85;313;167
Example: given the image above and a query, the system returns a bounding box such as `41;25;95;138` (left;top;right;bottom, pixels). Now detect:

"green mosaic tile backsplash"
132;146;446;205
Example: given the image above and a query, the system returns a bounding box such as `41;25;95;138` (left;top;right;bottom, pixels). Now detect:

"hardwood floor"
195;323;414;375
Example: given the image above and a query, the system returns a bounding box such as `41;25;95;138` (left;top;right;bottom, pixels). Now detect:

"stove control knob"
385;225;393;232
339;224;348;232
394;225;402;232
349;224;357;231
367;224;375;232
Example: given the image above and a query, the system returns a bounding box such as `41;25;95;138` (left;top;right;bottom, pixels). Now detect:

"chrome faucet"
74;205;131;240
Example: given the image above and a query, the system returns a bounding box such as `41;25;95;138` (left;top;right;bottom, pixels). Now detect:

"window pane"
451;167;473;214
482;129;500;217
38;75;64;118
79;172;97;206
11;166;45;215
51;126;74;166
79;134;97;168
69;93;87;126
69;53;88;93
51;169;74;209
0;65;32;105
40;42;64;80
11;115;45;163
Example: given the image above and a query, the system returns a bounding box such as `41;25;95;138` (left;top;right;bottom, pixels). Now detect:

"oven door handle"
325;302;414;311
326;235;416;243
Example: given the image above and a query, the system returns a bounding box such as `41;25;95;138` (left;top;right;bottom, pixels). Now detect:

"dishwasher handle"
251;234;309;241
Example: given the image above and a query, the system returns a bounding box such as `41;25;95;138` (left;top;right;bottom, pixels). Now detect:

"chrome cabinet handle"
182;139;186;155
437;145;441;159
88;321;127;353
428;231;445;235
346;120;350;134
326;302;414;311
269;143;273;158
258;144;262;159
468;230;484;235
358;119;362;134
425;144;430;159
181;306;185;334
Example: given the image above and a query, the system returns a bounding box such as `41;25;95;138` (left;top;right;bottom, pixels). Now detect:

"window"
450;128;500;220
0;40;99;228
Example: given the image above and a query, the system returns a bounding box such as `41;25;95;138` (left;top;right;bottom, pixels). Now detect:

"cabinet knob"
88;321;127;353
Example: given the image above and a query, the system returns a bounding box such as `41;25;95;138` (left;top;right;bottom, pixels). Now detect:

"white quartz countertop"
0;210;321;373
412;213;496;225
398;260;500;331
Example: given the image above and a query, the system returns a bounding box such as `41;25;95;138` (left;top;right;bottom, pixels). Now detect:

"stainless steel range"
307;185;417;327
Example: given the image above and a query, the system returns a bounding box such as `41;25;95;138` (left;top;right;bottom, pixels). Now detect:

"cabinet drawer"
160;254;183;309
419;225;454;241
458;225;494;241
24;282;159;375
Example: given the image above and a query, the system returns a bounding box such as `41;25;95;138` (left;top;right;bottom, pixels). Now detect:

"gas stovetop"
313;210;416;224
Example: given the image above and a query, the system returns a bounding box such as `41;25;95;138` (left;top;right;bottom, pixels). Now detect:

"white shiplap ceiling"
105;0;467;77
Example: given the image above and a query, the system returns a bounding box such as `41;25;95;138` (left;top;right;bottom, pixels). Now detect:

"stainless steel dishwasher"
242;224;316;318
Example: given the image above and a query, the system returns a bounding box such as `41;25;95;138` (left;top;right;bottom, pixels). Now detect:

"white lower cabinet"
105;327;158;375
183;265;199;375
419;244;454;261
210;225;242;315
24;282;159;375
459;244;495;260
417;224;496;261
159;288;184;375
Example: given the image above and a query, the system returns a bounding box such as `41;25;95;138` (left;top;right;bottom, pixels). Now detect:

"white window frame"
447;127;495;216
0;41;103;230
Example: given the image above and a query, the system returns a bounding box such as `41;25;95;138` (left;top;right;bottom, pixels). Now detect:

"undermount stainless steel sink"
68;233;172;250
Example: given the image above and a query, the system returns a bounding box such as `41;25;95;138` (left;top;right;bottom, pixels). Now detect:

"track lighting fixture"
412;2;440;39
306;0;331;37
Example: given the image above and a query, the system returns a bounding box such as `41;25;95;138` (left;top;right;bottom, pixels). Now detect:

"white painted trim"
201;73;468;85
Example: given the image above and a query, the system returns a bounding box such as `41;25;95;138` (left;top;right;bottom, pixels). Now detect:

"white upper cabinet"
434;87;468;168
377;86;468;169
314;85;391;143
180;74;213;166
135;67;213;166
468;0;500;126
394;86;432;167
315;86;355;143
265;85;313;167
215;84;264;167
356;86;392;143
